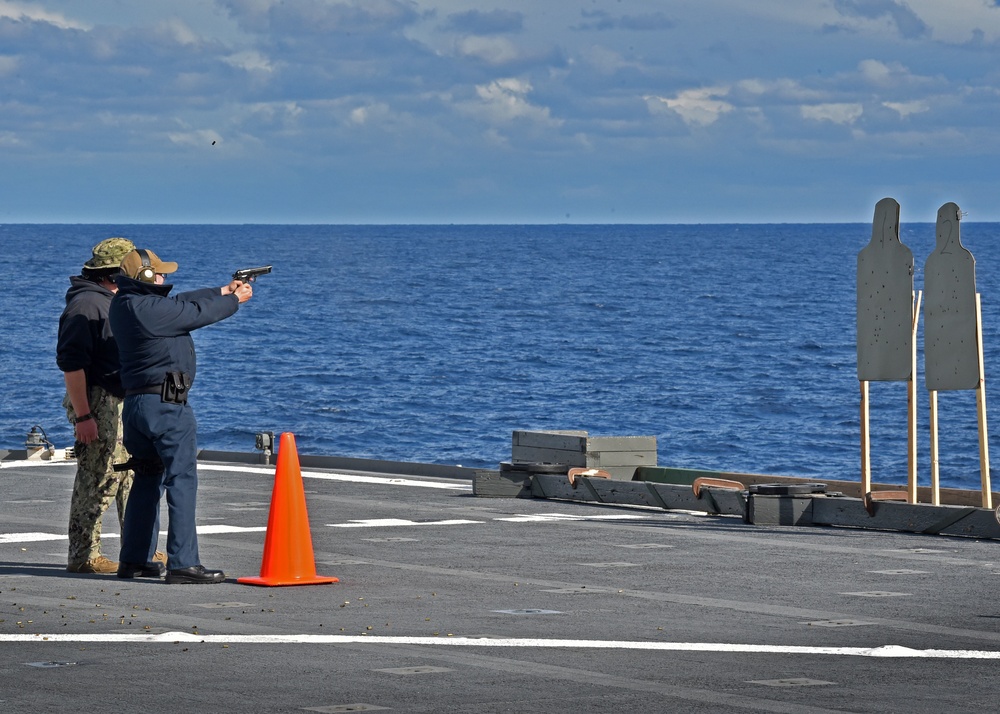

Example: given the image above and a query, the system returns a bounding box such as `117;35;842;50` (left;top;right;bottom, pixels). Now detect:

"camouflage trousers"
63;386;133;565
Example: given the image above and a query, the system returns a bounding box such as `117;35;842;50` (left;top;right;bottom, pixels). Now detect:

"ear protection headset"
135;249;156;283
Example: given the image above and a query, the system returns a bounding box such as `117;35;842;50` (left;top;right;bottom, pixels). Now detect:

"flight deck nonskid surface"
2;457;1000;713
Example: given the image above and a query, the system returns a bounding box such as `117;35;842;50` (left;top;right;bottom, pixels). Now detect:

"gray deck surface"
2;456;1000;713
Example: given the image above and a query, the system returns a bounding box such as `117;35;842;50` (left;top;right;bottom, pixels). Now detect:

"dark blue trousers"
120;395;201;570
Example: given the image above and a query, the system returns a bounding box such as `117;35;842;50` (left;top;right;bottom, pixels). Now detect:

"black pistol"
233;265;272;284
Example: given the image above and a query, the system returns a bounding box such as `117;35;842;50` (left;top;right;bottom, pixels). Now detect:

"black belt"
125;385;162;397
124;372;191;404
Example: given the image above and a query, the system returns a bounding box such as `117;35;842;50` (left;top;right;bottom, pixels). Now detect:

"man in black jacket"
57;237;156;574
110;248;252;584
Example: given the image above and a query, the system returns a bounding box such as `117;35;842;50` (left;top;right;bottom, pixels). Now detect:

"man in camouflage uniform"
57;238;165;574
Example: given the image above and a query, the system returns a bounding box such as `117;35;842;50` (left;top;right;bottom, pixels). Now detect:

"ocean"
4;223;999;491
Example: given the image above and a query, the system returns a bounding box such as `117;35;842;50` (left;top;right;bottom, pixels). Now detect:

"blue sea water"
3;223;999;491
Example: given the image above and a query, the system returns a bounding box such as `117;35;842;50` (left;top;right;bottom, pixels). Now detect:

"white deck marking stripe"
328;519;482;528
1;633;997;658
192;525;267;534
198;464;471;490
0;532;71;543
0;512;646;543
0;460;75;470
495;513;649;522
0;461;469;490
0;525;270;544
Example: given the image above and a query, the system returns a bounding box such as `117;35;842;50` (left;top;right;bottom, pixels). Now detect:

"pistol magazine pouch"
161;371;192;405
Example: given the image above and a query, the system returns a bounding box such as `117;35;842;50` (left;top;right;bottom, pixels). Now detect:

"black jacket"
109;275;240;392
56;276;124;397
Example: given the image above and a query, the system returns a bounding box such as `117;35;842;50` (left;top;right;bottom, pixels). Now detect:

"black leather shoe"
117;562;166;579
165;565;226;584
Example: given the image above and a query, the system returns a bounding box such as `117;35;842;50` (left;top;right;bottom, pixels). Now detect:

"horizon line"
5;220;999;227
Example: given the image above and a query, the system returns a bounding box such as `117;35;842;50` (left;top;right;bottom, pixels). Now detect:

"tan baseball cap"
120;248;179;281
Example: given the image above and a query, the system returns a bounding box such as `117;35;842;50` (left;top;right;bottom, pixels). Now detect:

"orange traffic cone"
238;432;338;587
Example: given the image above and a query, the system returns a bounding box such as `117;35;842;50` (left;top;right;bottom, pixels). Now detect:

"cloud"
800;102;864;124
0;53;18;75
735;77;827;103
461;77;563;127
213;0;272;33
216;0;449;99
646;87;734;126
0;130;25;147
574;9;675;31
5;0;1000;222
883;100;930;117
246;101;304;127
168;127;224;148
858;58;897;85
220;0;424;37
158;18;200;45
456;35;523;65
832;0;929;39
821;0;1000;44
0;1;88;29
222;50;274;74
855;58;926;88
577;44;643;76
899;0;1000;44
443;9;523;35
348;101;393;126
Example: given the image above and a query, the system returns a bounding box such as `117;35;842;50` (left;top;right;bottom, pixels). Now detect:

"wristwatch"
73;412;94;424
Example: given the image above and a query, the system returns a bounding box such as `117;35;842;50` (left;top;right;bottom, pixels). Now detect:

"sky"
2;0;1000;224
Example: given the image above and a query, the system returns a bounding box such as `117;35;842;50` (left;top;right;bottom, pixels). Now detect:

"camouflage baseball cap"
84;237;136;269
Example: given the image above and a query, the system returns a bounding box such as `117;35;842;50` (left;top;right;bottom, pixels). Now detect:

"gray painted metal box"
511;429;657;481
472;469;532;498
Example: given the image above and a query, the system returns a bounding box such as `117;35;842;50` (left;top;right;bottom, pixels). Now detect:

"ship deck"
2;453;999;713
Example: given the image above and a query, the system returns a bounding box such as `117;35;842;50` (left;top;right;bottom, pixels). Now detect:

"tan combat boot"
66;555;119;574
